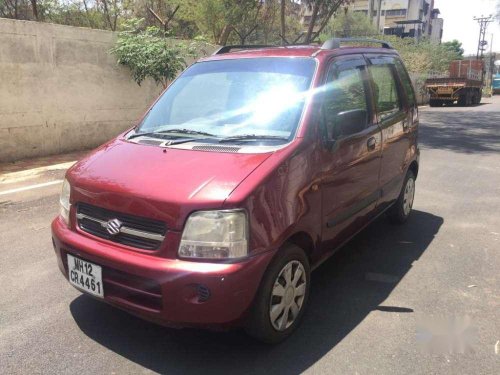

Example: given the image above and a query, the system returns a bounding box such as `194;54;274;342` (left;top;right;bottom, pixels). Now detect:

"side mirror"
336;109;367;137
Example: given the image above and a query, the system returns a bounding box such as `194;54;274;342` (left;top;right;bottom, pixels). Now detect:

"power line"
473;15;494;60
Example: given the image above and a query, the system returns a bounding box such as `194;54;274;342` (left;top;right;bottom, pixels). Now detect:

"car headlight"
178;210;248;260
59;178;71;226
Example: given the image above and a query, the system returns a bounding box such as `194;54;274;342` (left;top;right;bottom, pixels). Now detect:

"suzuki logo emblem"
105;218;122;236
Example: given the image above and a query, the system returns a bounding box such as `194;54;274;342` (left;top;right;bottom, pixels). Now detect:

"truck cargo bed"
425;77;482;88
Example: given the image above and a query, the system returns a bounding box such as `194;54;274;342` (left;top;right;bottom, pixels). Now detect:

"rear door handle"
367;137;376;151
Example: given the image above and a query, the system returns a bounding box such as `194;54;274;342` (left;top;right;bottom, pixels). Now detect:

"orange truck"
425;60;484;107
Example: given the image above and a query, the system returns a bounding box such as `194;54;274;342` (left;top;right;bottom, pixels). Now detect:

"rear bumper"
51;217;273;328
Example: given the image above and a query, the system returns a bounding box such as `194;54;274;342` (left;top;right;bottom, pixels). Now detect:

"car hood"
67;139;272;230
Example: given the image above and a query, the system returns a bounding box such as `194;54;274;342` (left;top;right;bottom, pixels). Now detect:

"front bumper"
51;217;273;328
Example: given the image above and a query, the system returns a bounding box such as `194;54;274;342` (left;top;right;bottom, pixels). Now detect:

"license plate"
437;87;453;94
67;254;103;298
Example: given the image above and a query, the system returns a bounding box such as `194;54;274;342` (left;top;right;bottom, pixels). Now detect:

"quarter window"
369;65;402;120
395;59;416;108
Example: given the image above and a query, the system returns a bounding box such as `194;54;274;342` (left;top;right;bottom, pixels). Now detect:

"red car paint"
52;45;419;329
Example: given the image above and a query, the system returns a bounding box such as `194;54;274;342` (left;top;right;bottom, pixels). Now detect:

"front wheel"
245;244;310;344
429;99;441;107
387;170;416;224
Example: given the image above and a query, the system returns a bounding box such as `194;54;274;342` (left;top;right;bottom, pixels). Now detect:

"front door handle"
367;137;376;151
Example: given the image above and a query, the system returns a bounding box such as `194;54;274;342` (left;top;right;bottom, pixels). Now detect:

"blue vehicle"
493;74;500;95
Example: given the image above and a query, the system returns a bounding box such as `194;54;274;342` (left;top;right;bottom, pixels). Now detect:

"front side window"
322;60;369;139
136;58;316;142
369;64;402;120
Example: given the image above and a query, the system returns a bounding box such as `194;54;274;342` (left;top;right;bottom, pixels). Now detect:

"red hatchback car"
52;38;419;343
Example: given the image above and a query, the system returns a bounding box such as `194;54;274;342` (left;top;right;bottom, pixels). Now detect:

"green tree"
110;18;199;88
301;0;350;43
442;39;464;60
193;0;263;45
321;9;377;38
382;36;460;74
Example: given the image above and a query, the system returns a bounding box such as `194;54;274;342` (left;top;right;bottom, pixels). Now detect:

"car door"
366;55;411;207
319;55;383;251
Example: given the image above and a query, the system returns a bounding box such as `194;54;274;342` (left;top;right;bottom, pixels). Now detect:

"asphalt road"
1;98;499;374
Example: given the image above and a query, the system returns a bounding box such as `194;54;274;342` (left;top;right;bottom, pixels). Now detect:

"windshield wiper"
128;132;170;140
219;134;290;143
158;128;216;137
128;128;216;140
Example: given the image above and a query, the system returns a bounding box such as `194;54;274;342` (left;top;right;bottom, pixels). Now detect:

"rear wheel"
387;170;416;224
245;244;310;344
474;90;482;104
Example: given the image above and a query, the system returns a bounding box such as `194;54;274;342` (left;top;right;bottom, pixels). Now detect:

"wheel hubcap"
403;177;415;216
269;260;307;331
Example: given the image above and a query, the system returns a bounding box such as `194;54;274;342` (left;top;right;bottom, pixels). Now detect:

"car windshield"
135;57;316;142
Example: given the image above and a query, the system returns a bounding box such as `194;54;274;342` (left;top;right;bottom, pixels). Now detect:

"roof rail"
321;38;393;50
213;45;274;55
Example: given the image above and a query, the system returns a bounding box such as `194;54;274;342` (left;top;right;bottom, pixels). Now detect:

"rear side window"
369;65;402;120
394;59;416;107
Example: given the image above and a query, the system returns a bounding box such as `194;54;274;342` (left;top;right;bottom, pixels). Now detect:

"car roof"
200;44;399;62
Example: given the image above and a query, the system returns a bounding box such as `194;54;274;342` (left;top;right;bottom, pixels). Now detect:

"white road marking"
0;180;63;196
0;161;75;184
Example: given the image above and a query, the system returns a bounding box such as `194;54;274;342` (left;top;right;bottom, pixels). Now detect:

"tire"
429;99;440;107
458;94;467;106
245;244;310;344
387;170;416;224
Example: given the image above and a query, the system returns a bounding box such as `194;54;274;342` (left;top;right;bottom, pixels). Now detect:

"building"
429;8;444;43
349;0;444;42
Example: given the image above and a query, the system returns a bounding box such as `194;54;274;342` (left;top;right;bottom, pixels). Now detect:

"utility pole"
368;0;374;25
473;15;494;60
376;0;382;33
488;33;494;89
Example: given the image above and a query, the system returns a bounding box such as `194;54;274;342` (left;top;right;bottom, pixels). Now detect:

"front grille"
76;203;166;250
103;267;163;312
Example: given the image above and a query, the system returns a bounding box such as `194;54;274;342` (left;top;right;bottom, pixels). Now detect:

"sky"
435;0;500;55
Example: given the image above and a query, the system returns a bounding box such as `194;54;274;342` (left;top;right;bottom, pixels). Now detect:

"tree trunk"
312;0;343;41
112;0;118;31
13;0;19;19
218;25;233;46
82;0;93;28
30;0;38;20
280;0;286;45
101;0;114;31
304;1;321;44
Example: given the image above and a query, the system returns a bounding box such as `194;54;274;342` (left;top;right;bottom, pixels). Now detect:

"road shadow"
419;110;500;154
70;210;443;374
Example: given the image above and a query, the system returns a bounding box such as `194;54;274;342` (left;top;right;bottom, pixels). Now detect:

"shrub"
110;18;198;88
